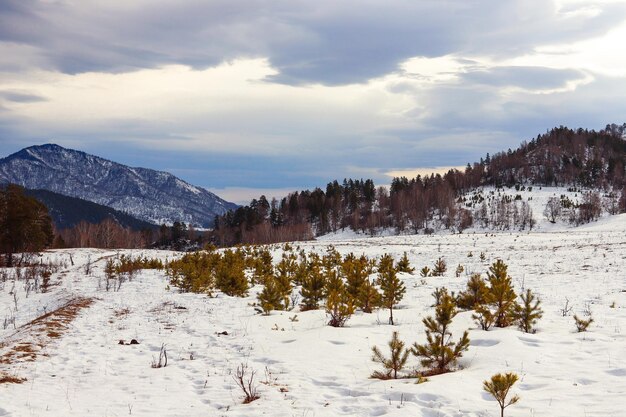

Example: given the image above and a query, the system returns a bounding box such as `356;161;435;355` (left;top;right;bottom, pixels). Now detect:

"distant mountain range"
24;188;158;230
0;144;237;227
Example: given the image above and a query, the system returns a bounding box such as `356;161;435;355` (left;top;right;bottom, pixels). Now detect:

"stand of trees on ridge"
212;125;626;246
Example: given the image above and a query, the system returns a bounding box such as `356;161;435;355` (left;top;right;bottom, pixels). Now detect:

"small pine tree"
515;289;543;333
455;264;464;277
300;254;326;310
479;252;486;262
420;266;431;277
371;331;409;379
486;260;518;328
258;278;283;315
574;314;593;332
104;258;116;292
457;273;489;310
252;249;274;285
342;254;371;303
432;257;447;276
274;260;294;309
472;304;494;330
325;278;354;327
356;278;382;313
483;373;520;417
378;254;406;325
412;289;470;374
215;250;249;297
396;252;415;274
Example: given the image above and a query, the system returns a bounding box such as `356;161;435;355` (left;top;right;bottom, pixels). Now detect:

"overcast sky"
1;0;625;203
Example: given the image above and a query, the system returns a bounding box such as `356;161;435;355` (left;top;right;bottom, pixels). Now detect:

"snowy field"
1;214;626;417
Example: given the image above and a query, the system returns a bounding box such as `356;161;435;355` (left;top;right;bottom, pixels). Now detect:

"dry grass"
113;307;131;318
0;297;94;382
0;372;26;384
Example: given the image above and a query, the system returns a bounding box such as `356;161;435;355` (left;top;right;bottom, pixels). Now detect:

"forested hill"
462;124;626;190
24;188;158;231
211;125;626;246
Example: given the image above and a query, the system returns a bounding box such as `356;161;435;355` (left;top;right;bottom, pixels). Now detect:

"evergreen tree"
472;304;494;330
412;288;470;374
342;253;371;302
357;278;382;313
420;266;431;277
258;277;283;314
215;249;249;297
371;331;409;379
574;314;593;332
486;260;518;327
514;289;543;333
300;254;326;310
432;257;447;276
457;273;489;310
325;275;354;327
252;248;274;285
396;252;415;274
483;373;520;417
378;254;406;325
0;184;53;267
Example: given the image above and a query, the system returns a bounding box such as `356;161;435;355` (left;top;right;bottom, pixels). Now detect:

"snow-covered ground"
1;214;625;416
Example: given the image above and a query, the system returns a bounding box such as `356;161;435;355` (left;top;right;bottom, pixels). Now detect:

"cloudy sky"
1;0;625;203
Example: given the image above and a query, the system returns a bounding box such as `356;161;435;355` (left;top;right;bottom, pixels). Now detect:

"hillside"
0;144;237;227
212;126;626;245
24;188;157;231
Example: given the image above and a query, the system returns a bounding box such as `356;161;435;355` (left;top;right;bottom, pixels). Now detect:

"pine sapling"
325;272;354;327
472;304;494;330
515;289;543;333
299;255;326;311
574;314;594;332
412;289;470;375
257;277;283;315
486;260;518;328
371;331;409;379
378;254;406;325
420;266;431;277
396;252;415;274
356;279;381;313
457;273;489;310
483;372;520;417
432;257;447;276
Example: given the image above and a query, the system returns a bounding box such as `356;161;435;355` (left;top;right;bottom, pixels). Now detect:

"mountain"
23;188;158;231
0;144;237;227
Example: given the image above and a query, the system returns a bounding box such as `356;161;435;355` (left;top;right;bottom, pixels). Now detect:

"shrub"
233;363;260;404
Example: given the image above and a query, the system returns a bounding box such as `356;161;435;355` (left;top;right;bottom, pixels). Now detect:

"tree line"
212;126;626;246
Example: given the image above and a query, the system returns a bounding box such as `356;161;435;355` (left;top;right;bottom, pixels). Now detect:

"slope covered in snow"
1;218;625;416
0;144;238;227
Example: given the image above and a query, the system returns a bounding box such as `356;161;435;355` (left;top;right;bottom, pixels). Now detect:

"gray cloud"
0;90;47;103
461;66;588;90
1;0;625;84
